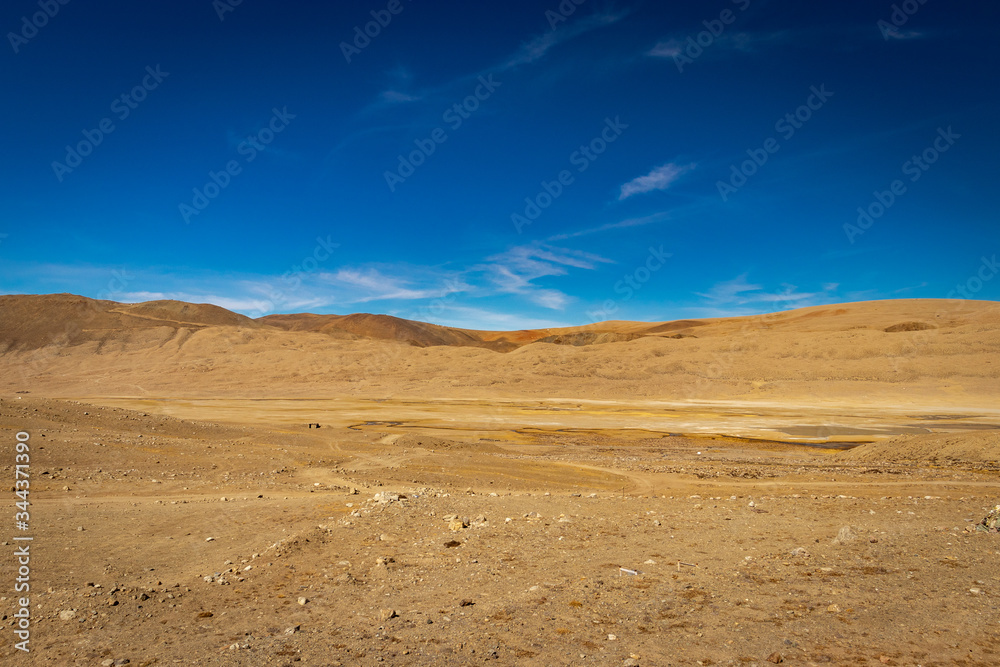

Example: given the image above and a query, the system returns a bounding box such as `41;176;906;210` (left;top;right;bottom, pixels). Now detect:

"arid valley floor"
0;295;998;666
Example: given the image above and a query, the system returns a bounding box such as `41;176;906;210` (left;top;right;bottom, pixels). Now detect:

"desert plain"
0;294;999;666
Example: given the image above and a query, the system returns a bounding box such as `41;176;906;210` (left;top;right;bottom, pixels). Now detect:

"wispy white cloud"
379;90;422;104
548;211;672;241
619;163;694;200
503;11;629;70
364;10;629;117
647;41;682;58
694;274;840;313
882;28;925;41
13;240;615;324
647;31;790;61
480;243;613;310
324;268;468;303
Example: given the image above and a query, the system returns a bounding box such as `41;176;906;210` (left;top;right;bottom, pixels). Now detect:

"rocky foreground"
1;397;998;666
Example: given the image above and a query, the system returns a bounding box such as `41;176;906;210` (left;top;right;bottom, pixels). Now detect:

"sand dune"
2;295;998;410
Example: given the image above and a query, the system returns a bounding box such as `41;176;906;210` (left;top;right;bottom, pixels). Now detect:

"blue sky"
2;0;998;329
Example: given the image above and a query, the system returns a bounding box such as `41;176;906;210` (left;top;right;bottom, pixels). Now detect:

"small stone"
379;608;397;621
833;526;856;544
827;604;841;613
789;547;809;557
766;652;784;664
113;660;130;666
607;633;617;641
284;625;299;635
58;609;76;621
448;519;466;532
205;537;215;542
101;660;114;667
969;588;982;595
297;597;308;605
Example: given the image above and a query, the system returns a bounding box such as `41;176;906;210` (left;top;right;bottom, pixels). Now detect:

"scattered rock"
978;505;1000;532
833;526;857;544
448;519;467;532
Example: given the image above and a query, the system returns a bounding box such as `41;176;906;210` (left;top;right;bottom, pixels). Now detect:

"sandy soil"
1;295;998;665
1;396;998;666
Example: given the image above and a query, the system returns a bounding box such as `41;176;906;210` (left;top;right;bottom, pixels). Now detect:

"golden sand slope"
1;295;997;409
838;429;1000;464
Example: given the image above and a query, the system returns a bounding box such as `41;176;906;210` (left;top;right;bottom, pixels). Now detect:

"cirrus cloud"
619;162;694;200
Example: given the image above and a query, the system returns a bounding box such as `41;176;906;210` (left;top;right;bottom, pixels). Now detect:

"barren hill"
1;294;998;407
259;312;516;350
0;293;258;351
